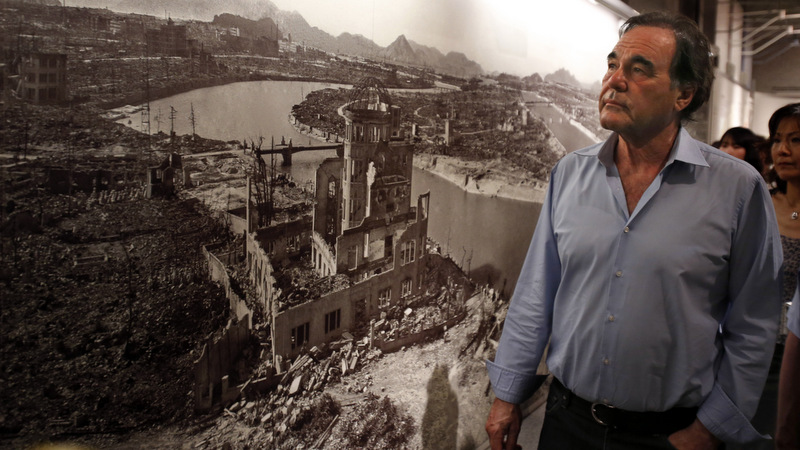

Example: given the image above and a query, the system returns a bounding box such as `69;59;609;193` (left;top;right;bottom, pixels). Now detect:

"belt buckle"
591;402;616;427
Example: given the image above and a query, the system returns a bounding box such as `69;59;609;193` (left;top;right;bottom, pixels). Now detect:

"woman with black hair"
718;126;767;175
772;102;800;449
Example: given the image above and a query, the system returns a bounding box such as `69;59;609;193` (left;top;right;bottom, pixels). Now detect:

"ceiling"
737;1;800;64
738;0;800;12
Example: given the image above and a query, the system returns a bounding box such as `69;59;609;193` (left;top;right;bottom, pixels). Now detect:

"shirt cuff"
486;359;547;404
697;383;769;444
788;296;799;336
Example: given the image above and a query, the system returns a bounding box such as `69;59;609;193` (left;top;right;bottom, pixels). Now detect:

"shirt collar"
594;127;710;169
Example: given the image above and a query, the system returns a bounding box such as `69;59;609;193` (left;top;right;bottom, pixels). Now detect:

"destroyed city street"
0;1;592;448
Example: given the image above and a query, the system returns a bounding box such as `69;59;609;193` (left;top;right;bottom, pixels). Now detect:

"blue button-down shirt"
487;128;783;444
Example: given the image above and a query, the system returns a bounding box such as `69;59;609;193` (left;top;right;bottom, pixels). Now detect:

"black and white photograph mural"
3;0;800;448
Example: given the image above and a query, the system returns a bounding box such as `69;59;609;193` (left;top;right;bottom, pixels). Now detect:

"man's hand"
668;419;722;450
485;398;523;450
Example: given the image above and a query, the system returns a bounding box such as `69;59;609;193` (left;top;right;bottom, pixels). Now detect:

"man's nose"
605;68;627;91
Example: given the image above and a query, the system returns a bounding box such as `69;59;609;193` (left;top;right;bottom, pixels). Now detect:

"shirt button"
615;271;622;277
603;358;610;365
608;315;615;322
623;226;630;233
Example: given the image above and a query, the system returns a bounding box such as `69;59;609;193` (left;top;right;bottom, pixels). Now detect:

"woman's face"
719;134;746;160
771;117;800;182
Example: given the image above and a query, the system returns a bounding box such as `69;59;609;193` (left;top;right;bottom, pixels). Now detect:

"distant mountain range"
63;0;483;77
267;10;484;76
384;35;483;77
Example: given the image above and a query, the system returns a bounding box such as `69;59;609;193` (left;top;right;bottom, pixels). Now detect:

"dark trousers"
538;379;698;450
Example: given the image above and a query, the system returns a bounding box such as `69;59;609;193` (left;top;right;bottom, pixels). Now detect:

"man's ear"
675;85;696;112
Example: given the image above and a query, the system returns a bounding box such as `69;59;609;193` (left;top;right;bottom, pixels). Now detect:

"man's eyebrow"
605;52;656;70
631;55;655;69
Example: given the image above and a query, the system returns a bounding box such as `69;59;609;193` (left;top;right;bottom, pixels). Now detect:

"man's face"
599;26;687;140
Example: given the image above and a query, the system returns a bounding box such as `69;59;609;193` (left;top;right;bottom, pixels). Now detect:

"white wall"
752;92;800;137
709;72;753;141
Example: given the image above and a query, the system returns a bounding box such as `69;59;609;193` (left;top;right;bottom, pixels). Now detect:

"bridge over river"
255;141;343;166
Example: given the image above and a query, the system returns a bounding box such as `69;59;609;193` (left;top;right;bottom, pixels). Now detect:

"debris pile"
275;259;351;311
332;393;416;449
193;337;415;449
373;303;451;341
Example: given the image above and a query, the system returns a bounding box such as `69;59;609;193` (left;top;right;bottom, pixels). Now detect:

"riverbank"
413;153;548;204
99;72;347;111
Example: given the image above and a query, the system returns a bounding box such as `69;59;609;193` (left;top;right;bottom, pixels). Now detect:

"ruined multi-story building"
146;18;190;57
16;52;67;104
245;78;430;366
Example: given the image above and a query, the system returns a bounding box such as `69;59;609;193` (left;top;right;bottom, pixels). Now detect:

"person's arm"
776;300;800;449
695;177;783;445
485;163;563;447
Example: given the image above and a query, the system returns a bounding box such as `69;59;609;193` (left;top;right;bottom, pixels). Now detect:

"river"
120;80;348;183
119;80;595;297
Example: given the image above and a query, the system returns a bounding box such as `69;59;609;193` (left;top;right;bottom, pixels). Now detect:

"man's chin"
599;117;626;133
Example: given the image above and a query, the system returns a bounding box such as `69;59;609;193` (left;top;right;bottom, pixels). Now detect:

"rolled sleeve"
698;384;769;444
486;359;547;404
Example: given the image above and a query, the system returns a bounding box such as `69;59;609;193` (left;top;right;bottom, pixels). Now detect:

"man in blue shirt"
485;11;782;450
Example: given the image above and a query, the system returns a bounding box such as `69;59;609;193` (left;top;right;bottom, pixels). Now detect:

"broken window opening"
291;322;310;350
384;235;393;259
401;278;413;298
324;309;341;334
378;287;391;308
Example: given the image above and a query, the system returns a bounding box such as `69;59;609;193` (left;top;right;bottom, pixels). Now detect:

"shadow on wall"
422;363;460;450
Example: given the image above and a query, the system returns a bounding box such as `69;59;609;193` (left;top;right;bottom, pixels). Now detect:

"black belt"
550;378;698;435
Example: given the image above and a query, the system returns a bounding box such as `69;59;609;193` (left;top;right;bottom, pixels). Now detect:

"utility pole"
141;27;152;167
188;103;196;138
154;107;162;134
169;106;177;140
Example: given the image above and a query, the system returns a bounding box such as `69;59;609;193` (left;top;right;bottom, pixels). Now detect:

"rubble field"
0;102;242;449
0;193;237;449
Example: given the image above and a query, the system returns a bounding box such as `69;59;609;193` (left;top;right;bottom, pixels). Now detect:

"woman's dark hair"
767;103;800;193
720;127;765;174
768;103;800;138
620;11;714;122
